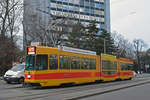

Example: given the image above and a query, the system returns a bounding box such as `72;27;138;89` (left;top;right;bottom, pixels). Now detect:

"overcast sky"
111;0;150;48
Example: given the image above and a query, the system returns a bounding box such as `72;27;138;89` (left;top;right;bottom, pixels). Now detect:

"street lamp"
93;34;108;54
104;38;106;54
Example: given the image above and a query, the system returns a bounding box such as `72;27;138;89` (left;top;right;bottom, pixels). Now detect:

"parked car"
3;63;25;84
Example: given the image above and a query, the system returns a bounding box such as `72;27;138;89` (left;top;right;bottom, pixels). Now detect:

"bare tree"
133;39;147;73
0;0;23;40
112;32;135;58
0;0;23;75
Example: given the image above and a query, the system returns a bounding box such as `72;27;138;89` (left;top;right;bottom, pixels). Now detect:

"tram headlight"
27;75;31;79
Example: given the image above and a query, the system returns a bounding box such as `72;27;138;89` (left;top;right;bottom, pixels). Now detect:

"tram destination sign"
58;46;96;56
28;47;35;55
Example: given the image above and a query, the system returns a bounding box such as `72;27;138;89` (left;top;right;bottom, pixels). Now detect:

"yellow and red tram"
24;46;134;87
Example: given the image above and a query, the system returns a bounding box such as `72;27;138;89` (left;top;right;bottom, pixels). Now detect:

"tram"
24;46;134;87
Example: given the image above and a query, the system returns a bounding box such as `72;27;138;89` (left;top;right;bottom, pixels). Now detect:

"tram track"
0;77;150;100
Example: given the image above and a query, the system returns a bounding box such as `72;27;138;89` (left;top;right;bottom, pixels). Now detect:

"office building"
23;0;110;46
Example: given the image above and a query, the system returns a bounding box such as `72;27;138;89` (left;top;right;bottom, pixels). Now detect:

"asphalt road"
80;81;150;100
0;74;150;100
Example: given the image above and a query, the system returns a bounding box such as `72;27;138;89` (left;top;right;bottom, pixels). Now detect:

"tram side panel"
100;54;119;82
94;56;101;82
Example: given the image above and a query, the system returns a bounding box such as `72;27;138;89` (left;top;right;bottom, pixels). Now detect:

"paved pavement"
0;73;150;100
136;73;150;78
38;77;150;100
80;81;150;100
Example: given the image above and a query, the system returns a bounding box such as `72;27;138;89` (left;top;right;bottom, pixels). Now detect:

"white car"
3;63;25;84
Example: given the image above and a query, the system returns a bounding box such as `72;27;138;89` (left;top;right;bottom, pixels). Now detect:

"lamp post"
104;38;106;54
94;34;107;54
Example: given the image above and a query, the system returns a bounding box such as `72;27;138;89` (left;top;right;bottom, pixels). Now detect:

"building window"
69;5;74;11
62;0;68;3
69;0;74;4
80;8;84;12
51;3;57;8
95;3;100;8
85;1;90;7
80;0;84;6
63;5;68;10
84;8;89;13
74;0;79;4
74;6;79;12
57;4;62;9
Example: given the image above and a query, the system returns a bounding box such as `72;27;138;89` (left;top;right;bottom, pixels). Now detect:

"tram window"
36;55;48;70
81;58;84;69
49;55;58;69
120;63;124;70
64;56;71;69
71;56;76;69
82;58;89;69
102;60;106;70
120;63;128;71
76;57;80;69
108;61;113;70
124;64;127;70
60;55;70;69
89;59;96;69
102;60;113;70
71;56;80;69
25;55;35;70
126;64;129;70
113;62;117;70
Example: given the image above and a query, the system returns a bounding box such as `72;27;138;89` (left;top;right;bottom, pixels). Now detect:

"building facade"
23;0;110;46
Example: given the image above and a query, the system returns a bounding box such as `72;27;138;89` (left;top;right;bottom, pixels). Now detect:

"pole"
104;38;106;54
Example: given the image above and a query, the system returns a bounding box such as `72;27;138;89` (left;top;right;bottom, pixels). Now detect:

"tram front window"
25;55;35;70
36;55;48;70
